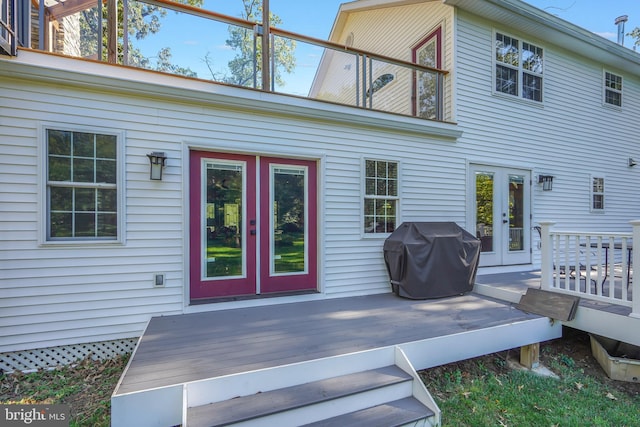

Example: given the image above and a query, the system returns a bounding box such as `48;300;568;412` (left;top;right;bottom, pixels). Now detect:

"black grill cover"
383;222;480;299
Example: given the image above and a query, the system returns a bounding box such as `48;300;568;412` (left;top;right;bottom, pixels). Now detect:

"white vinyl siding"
0;53;466;353
456;8;640;238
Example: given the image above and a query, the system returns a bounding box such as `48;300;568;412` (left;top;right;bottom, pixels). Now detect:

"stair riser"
186;347;395;407
227;381;414;427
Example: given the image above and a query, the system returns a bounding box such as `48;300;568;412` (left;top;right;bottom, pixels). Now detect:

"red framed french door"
189;151;317;300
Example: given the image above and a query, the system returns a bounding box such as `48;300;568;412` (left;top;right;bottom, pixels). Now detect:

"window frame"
603;70;623;109
362;158;401;237
493;30;544;103
39;123;125;245
411;26;443;119
590;175;605;213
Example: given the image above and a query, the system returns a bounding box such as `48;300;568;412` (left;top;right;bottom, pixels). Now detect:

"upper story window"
364;159;399;235
591;176;605;212
412;27;442;120
45;127;122;241
604;71;622;107
495;32;544;102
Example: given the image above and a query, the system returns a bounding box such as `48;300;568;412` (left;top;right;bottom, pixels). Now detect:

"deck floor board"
115;292;542;395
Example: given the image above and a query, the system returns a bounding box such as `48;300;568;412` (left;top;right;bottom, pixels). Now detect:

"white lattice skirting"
0;338;138;373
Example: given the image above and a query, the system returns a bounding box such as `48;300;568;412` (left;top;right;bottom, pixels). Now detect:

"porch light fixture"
147;152;167;180
629;157;637;167
538;175;554;191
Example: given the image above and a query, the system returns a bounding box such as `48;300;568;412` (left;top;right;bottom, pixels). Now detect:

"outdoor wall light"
629;157;637;167
147;152;167;180
538;175;554;191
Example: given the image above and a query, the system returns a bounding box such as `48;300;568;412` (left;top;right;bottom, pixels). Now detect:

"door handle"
250;230;256;235
502;220;508;224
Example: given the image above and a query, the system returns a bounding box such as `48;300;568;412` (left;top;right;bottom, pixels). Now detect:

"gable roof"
331;0;640;76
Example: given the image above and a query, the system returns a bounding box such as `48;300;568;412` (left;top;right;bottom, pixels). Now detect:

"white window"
364;159;399;235
495;32;543;102
44;127;122;241
591;176;605;212
604;71;622;107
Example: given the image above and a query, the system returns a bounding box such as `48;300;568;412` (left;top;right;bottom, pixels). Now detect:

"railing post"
629;220;640;318
539;221;555;291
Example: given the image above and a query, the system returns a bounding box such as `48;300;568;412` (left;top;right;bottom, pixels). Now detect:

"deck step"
302;397;435;427
186;366;413;426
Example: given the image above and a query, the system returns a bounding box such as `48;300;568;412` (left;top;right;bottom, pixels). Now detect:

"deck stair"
183;347;440;426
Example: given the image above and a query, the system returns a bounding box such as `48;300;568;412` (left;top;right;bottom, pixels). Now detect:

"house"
1;0;639;383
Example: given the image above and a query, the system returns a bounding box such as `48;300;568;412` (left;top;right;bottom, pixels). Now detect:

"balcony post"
261;0;270;91
539;221;555;291
629;220;640;318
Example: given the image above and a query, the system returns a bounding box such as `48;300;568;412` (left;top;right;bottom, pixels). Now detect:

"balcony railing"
0;0;17;55
539;221;640;318
23;0;448;120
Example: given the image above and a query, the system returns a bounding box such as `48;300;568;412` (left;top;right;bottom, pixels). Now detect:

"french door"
470;165;531;267
189;151;317;300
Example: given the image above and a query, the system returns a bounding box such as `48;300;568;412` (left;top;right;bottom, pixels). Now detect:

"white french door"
470;165;531;267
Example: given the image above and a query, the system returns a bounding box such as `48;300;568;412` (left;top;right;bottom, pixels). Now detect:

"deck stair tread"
301;397;435;427
186;366;412;426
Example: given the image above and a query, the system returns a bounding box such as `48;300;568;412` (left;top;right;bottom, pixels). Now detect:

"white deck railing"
539;221;640;318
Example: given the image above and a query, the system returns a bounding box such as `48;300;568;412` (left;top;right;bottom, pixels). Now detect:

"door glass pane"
476;172;494;252
273;166;306;274
509;175;525;251
204;162;244;278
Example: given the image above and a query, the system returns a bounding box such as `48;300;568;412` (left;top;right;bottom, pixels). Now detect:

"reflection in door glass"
509;175;525;251
476;172;494;252
205;162;244;278
273;167;306;274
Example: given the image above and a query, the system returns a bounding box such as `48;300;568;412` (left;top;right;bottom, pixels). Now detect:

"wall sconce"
538;175;554;191
629;157;637;167
147;152;167;180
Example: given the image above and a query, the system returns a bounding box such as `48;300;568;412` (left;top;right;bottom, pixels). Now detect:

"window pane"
75;212;96;236
98;188;117;211
73;158;95;182
96;159;117;183
496;33;519;66
388;179;397;197
593;178;604;193
593;195;604;210
50;187;73;211
605;90;621;106
376;178;387;196
74;132;94;157
48;130;71;156
376;161;387;178
98;213;118;237
365;160;375;178
76;188;96;211
605;72;622;90
273;168;306;274
522;42;543;74
50;213;72;237
96;134;117;159
365;178;376;195
523;73;542;101
496;65;518;95
49;156;71;181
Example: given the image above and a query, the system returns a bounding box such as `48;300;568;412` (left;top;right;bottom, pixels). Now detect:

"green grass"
422;354;640;427
1;355;128;427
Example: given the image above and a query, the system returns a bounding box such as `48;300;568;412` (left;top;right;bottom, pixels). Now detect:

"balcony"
16;0;448;121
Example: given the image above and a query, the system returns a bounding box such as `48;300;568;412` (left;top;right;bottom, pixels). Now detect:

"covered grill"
383;222;481;299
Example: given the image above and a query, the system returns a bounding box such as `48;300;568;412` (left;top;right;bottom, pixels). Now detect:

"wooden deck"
115;292;548;396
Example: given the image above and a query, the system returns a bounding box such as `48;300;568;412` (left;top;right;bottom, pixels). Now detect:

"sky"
137;1;640;95
203;0;640;45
